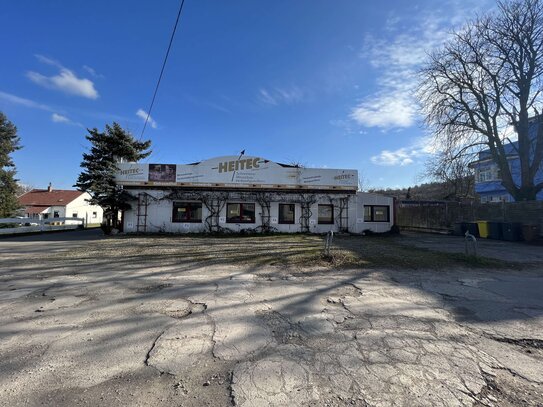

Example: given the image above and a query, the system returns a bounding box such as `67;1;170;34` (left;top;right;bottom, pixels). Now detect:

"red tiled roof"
24;206;49;215
19;189;84;207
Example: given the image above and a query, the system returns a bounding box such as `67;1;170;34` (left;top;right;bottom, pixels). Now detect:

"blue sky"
1;0;493;190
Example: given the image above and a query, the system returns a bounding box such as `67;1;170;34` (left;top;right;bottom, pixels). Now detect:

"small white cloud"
275;86;304;103
258;88;278;105
258;86;304;106
83;65;104;78
27;55;99;99
51;113;70;123
27;68;98;99
51;112;83;127
351;93;416;128
371;148;415;166
370;136;435;166
35;54;63;68
136;109;157;129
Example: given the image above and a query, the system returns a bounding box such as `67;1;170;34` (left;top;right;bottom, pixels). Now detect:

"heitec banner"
115;156;358;191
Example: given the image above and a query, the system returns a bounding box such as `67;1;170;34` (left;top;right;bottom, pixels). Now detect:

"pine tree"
75;123;151;228
0;112;21;218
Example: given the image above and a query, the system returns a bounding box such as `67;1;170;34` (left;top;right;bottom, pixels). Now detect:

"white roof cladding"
115;155;358;191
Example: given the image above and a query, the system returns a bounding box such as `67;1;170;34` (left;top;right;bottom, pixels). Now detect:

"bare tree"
424;150;475;200
16;183;34;196
419;0;543;201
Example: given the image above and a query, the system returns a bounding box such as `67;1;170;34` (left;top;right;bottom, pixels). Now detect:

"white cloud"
351;93;416;128
83;65;104;78
51;113;69;123
258;86;304;106
351;1;492;130
51;113;83;127
27;55;99;99
136;109;157;129
0;90;53;111
258;88;278;105
371;136;437;166
371;148;415;166
27;69;99;99
35;54;63;68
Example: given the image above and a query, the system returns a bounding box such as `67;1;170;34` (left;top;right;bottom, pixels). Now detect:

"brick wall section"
397;201;543;234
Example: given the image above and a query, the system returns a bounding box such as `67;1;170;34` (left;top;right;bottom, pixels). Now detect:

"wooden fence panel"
397;201;543;234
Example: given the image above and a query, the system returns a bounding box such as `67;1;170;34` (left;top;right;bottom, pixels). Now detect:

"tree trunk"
111;207;118;229
511;185;539;201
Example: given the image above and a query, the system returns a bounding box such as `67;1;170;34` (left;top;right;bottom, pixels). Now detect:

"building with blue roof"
470;119;543;202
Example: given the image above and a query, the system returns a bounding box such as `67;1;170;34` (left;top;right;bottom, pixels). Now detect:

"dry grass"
45;233;522;271
332;235;522;270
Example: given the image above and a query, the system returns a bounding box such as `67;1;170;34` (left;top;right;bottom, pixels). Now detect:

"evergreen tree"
0;112;21;218
75;123;151;228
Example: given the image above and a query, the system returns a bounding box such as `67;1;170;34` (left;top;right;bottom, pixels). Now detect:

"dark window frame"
226;202;256;224
278;203;295;224
317;204;334;225
364;205;390;222
172;201;203;223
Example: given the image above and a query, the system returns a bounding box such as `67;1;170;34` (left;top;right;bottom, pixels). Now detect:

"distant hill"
368;177;475;202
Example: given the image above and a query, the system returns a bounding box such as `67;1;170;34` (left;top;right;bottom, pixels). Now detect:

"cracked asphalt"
0;230;542;406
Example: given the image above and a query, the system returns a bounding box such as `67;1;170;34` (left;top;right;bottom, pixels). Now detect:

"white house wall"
355;192;395;234
65;193;104;225
122;190;393;234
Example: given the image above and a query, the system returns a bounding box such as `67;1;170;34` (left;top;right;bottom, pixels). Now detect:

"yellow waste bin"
476;221;489;238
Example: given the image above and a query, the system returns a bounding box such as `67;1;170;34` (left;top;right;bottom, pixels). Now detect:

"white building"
115;155;394;234
18;185;104;225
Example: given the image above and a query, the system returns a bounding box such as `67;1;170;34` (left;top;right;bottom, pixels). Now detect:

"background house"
470;119;543;202
18;184;103;225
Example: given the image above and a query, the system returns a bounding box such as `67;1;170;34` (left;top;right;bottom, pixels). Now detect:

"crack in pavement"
486;335;543;350
144;330;165;368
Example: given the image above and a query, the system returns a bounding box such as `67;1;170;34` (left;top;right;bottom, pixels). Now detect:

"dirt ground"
0;230;542;407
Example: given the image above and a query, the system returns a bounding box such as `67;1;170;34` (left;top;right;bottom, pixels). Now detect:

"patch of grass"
85;223;102;228
332;235;523;270
44;233;524;271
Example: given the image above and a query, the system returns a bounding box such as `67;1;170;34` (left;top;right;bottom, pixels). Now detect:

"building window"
318;204;334;224
72;212;78;218
226;203;255;223
53;211;60;218
43;213;49;219
364;206;371;222
278;204;295;224
172;202;202;223
478;166;494;182
92;212;97;219
364;205;390;222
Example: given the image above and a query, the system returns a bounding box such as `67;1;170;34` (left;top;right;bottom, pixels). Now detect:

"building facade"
471;120;543;202
18;185;104;225
115;156;394;234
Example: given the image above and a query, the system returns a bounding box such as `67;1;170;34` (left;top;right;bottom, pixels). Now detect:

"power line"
140;0;186;140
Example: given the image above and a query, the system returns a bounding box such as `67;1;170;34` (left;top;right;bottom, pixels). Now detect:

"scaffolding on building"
136;192;149;233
